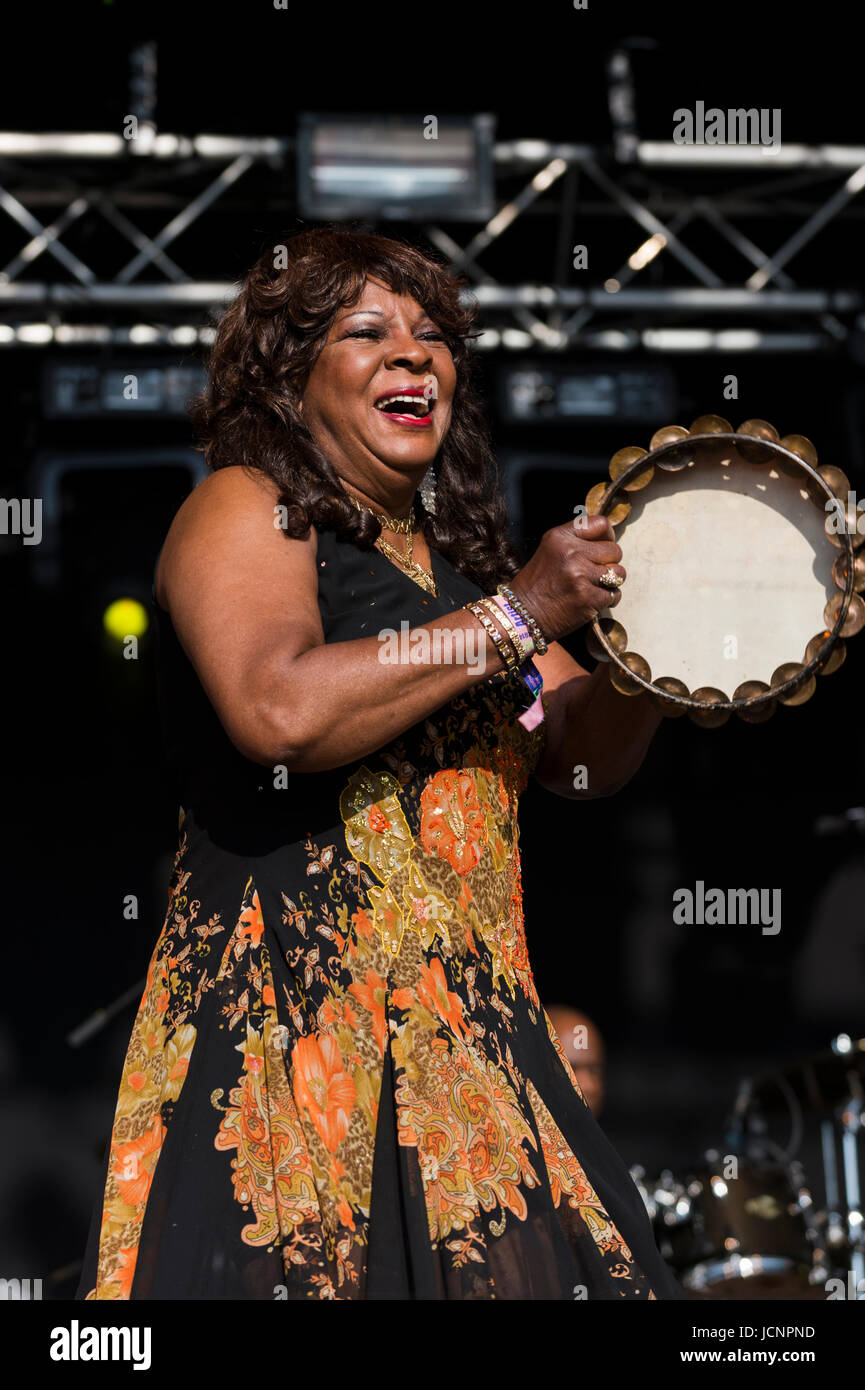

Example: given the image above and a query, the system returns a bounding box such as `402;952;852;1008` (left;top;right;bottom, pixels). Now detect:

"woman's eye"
345;328;448;343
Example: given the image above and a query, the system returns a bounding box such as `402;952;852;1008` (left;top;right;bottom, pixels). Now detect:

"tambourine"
583;416;865;727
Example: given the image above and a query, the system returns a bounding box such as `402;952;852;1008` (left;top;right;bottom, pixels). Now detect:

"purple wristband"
489;593;534;662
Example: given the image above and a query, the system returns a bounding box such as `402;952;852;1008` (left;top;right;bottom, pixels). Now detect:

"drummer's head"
546;1004;606;1116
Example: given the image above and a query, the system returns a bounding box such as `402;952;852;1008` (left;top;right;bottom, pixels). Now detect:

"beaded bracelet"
464;597;546;732
496;584;549;656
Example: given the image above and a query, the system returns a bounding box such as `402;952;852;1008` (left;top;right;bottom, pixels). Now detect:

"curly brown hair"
187;226;521;593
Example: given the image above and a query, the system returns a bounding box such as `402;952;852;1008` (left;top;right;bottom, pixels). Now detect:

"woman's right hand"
506;513;626;643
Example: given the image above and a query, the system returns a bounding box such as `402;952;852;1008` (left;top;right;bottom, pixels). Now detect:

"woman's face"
300;278;457;490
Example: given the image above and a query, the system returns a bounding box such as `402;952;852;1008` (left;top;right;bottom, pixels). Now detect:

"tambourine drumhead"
600;457;834;694
585;421;865;719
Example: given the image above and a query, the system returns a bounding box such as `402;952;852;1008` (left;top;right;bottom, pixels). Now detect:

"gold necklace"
346;490;414;533
374;531;438;595
346;490;437;595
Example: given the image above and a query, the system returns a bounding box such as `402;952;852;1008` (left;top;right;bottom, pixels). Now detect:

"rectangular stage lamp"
42;359;207;419
297;113;495;221
498;363;678;425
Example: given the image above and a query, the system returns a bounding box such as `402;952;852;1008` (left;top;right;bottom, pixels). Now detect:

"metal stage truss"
0;132;863;352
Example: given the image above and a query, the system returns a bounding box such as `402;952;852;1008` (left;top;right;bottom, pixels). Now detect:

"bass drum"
658;1159;818;1299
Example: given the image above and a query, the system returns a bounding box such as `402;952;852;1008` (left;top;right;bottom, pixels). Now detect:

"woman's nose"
385;336;431;368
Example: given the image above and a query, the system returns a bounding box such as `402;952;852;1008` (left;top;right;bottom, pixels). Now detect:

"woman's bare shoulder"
156;465;316;608
181;463;285;518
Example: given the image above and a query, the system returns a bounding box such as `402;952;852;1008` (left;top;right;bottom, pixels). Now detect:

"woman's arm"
531;640;663;799
157;466;512;772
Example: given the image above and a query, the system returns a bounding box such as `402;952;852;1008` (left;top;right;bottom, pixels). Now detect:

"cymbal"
751;1036;865;1112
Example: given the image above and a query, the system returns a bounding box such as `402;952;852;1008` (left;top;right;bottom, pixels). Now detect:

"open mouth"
373;387;436;426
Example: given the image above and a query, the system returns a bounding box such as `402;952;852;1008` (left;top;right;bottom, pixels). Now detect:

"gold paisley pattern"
86;831;198;1299
81;557;673;1300
526;1077;634;1262
213;1013;321;1248
340;767;414;882
393;1028;542;1243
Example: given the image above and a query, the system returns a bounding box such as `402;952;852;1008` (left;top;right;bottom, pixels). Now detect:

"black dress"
77;523;682;1300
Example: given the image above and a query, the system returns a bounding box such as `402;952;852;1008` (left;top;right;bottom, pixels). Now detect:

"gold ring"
599;569;625;589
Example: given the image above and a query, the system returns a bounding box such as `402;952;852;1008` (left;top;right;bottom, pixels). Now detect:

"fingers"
592;561;626;585
592;581;623;609
536;515;628;631
587;540;623;566
573;512;613;541
577;518;625;610
570;515;622;564
590;560;626;611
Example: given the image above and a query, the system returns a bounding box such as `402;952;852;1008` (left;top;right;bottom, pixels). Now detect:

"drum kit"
631;1033;865;1299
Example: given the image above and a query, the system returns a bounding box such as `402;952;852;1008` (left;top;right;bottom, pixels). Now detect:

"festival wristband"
488;593;536;663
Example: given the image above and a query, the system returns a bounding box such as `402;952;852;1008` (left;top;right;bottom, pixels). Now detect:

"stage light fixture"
297;113;495;221
103;597;149;642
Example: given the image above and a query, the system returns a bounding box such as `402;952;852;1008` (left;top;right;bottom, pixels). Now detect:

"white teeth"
375;393;432;415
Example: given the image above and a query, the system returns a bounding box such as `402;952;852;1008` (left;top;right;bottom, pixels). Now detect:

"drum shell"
657;1162;814;1297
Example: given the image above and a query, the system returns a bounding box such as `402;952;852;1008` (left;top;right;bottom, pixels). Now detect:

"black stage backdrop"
1;0;863;1349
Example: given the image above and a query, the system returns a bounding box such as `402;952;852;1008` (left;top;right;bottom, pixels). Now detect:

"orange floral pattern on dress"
214;1013;322;1249
347;970;388;1057
83;655;667;1299
112;1115;164;1208
420;768;488;875
416;957;473;1043
85;829;198;1299
526;1077;642;1274
292;1033;357;1154
393;1030;541;1247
